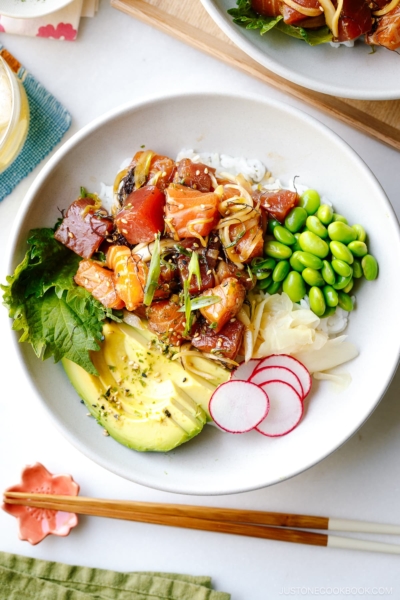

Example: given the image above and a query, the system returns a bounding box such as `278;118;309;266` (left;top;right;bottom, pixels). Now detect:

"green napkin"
0;553;230;600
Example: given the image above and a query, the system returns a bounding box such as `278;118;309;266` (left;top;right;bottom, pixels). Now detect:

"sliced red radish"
209;380;269;434
253;355;311;399
230;358;261;382
256;381;303;437
250;366;303;400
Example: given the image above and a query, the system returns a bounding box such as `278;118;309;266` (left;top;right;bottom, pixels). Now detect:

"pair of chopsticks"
4;491;400;555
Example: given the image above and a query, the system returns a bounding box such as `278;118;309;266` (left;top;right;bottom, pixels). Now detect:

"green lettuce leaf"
228;0;332;46
1;228;121;375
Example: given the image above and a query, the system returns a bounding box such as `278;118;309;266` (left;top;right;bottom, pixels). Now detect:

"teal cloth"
0;553;231;600
0;46;71;202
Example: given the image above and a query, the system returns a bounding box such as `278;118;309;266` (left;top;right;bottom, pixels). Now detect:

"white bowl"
7;92;400;495
201;0;400;100
0;0;74;19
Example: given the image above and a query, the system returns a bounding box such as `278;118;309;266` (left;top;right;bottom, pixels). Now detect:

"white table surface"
1;3;400;598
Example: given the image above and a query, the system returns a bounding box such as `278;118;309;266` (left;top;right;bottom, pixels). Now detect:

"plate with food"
201;0;400;100
0;0;74;19
3;92;400;495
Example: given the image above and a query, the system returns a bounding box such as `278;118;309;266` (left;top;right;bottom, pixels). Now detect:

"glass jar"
0;56;30;174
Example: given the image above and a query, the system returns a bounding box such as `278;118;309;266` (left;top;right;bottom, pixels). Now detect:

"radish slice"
256;381;303;437
209;380;269;433
250;366;303;400
253;355;311;399
230;358;261;382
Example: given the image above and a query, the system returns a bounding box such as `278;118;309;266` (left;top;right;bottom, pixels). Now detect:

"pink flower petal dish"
2;463;79;545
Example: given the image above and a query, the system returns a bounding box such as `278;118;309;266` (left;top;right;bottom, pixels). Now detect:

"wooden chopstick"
4;492;400;554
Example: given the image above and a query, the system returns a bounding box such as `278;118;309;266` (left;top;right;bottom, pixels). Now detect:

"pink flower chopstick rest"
2;463;79;544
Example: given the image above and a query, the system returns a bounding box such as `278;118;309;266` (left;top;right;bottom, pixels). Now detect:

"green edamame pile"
250;189;379;318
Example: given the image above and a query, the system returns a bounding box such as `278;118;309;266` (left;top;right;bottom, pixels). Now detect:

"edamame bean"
299;190;321;215
266;280;282;295
333;274;352;290
297;251;323;270
284;207;308;233
252;257;276;271
317;204;334;225
322;306;336;318
343;279;354;294
338;292;354;312
255;270;272;280
282;271;306;303
306;216;328;239
361;254;378;280
299;231;329;259
257;274;273;290
273;225;296;246
352;224;366;242
267;218;280;234
272;260;290;282
323;285;339;307
321;260;336;285
332;214;348;224
330;241;354;264
352;259;363;279
309;286;326;317
293;233;302;252
331;259;353;278
327;221;357;244
348;241;368;258
264;240;293;260
302;268;324;287
290;251;305;272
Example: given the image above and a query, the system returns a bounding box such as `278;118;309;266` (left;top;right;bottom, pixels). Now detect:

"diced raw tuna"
115;185;165;245
191;319;245;361
257;189;299;223
174;159;216;193
54;198;113;259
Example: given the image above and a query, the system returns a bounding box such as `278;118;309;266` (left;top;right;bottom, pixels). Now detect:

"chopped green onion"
182;251;202;336
80;186;87;198
143;236;161;306
178;295;220;313
174;244;191;256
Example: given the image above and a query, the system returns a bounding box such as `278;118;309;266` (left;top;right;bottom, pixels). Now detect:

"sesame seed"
102;429;110;436
230;318;236;323
204;168;209;174
196;170;200;176
162;171;167;177
214;237;219;243
120;218;128;224
207;269;212;275
68;232;74;239
86;413;92;417
122;229;128;235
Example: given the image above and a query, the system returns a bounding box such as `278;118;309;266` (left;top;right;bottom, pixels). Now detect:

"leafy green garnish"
178;295;221;313
228;0;332;46
1;229;121;375
143;235;161;306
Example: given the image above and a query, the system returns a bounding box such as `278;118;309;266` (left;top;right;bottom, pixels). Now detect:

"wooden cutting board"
111;0;400;151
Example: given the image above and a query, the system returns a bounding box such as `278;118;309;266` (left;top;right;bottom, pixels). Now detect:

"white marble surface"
1;2;400;598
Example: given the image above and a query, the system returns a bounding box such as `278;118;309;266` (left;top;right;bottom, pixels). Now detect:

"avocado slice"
62;322;230;452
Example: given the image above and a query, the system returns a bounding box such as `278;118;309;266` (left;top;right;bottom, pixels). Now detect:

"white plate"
6;92;400;495
201;0;400;100
0;0;74;19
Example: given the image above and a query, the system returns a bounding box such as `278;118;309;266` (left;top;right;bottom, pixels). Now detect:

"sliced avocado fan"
62;322;230;452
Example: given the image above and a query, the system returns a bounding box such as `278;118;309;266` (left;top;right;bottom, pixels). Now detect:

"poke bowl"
201;0;400;100
4;92;400;495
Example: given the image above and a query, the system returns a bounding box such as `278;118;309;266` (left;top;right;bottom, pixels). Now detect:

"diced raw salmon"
74;260;125;309
229;219;264;263
216;260;256;291
147;299;187;346
256;189;299;222
200;277;246;333
165;184;219;242
107;246;147;311
115;185;166;245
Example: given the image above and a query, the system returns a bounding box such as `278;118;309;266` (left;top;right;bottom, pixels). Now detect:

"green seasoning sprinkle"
179;295;220;312
144;235;161;306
